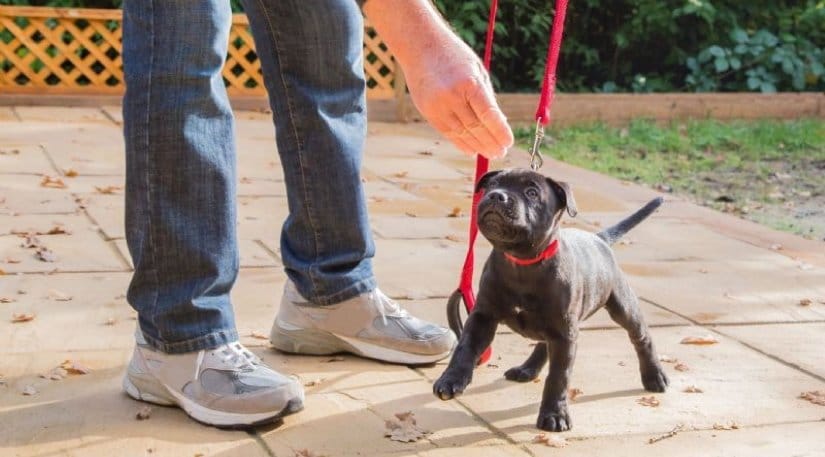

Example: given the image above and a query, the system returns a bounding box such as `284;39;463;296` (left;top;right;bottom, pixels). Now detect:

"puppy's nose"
487;190;508;203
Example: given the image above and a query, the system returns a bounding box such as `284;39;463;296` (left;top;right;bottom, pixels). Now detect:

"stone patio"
1;106;824;457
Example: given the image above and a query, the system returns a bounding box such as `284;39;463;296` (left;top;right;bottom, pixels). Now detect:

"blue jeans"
123;0;376;353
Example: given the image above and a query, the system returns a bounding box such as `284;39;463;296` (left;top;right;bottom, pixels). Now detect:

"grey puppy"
434;168;669;432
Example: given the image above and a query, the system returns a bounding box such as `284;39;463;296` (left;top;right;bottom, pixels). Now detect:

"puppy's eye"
525;187;539;199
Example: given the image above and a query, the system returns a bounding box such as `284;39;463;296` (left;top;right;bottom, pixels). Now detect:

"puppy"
434;168;669;432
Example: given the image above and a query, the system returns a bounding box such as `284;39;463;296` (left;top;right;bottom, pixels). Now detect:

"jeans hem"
141;328;239;354
310;277;377;306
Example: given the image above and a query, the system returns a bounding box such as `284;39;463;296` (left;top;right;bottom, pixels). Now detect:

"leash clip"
527;119;545;171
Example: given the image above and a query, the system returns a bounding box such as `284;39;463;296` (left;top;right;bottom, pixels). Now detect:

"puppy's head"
475;168;577;253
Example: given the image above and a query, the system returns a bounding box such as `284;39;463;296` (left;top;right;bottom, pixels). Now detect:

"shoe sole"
270;321;454;365
123;372;303;429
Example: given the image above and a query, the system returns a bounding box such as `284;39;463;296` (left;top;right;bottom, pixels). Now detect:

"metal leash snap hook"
527;119;545;171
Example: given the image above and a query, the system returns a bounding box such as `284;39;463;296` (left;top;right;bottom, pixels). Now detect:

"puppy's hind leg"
505;342;547;382
605;278;669;392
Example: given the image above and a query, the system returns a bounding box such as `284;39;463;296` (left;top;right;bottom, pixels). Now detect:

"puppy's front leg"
433;311;497;400
537;335;578;432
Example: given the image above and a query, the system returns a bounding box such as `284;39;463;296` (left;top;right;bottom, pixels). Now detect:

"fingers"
430;114;477;156
466;82;515;153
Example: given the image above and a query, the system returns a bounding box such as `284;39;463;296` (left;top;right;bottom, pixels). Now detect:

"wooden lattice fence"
0;6;400;99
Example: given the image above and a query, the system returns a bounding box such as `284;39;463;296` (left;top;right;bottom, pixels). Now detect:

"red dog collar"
504;239;560;266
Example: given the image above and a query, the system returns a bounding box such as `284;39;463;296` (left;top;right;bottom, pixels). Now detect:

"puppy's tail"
597;197;663;245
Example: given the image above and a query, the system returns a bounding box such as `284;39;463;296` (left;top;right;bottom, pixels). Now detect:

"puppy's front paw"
504;365;540;383
642;366;669;393
536;407;572;432
433;371;472;401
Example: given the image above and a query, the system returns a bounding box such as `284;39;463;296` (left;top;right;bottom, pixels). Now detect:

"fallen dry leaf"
103;317;117;326
323;356;345;363
384;411;431;443
568;387;584;402
674;362;690;372
60;360;90;375
3;257;22;264
393;171;409;178
40;367;68;381
799;391;825;406
46;225;71;235
0;297;15;304
712;421;739;431
41;175;67;189
35;247;57;263
303;378;325;387
418;150;434;156
20;235;41;249
249;331;268;340
294;450;327;457
683;385;703;393
680;334;719;345
405;212;417;218
63;168;79;177
447;207;463;218
769;243;783;251
136;406;153;420
532;433;568;448
48;289;73;301
637;396;660;407
659;355;678;363
94;185;123;195
648;424;684;444
21;384;38;396
799;298;812;307
444;235;461;242
698;268;709;274
11;312;35;323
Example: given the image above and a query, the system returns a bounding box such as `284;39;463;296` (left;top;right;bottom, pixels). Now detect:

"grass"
514;118;825;239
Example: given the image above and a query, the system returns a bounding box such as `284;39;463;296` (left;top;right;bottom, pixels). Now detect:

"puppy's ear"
547;179;578;217
475;170;503;194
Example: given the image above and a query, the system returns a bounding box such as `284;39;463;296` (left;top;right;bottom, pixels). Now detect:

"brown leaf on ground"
41;175;67;189
683;385;704;393
444;235;461;242
40;367;68;381
637;396;660;407
47;225;71;235
674;362;690;372
11;312;35;323
0;269;5;276
323;356;345;363
418;150;434;156
94;185;123;195
769;243;783;251
60;360;91;375
136;406;153;420
712;421;739;431
447;207;463;218
680;334;719;345
249;331;268;340
532;433;568;448
48;289;73;301
303;378;325;387
20;235;41;249
799;298;813;307
799;391;825;406
35;247;57;262
295;450;328;457
648;424;684;444
698;268;709;274
63;168;79;177
393;171;409;178
21;384;38;396
4;257;22;264
384;411;431;443
568;387;584;402
0;297;15;303
104;317;117;326
659;355;678;363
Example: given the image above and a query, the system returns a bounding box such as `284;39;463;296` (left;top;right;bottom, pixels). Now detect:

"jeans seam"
254;0;323;294
143;0;161;334
143;328;239;354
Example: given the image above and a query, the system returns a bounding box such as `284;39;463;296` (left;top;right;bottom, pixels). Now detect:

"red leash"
446;0;570;364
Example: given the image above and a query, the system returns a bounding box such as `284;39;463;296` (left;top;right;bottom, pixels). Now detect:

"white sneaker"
270;280;457;364
123;331;304;428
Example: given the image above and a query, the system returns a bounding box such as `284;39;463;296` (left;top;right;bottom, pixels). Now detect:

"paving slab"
13;106;113;124
0;214;127;273
0;107;19;122
0;174;80;215
0;350;268;457
717;322;825;379
419;327;825;444
0;143;54;175
527;422;825;457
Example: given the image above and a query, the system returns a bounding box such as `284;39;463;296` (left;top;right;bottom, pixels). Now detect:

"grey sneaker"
270;280;457;364
123;331;304;428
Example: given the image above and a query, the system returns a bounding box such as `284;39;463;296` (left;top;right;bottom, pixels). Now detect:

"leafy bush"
3;0;823;92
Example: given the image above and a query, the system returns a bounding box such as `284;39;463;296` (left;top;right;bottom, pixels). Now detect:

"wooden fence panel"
0;6;398;99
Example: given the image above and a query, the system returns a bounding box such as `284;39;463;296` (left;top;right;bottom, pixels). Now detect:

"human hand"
403;35;514;159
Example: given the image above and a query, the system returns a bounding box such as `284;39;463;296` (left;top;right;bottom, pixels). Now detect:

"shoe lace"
370;288;410;326
218;342;260;371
